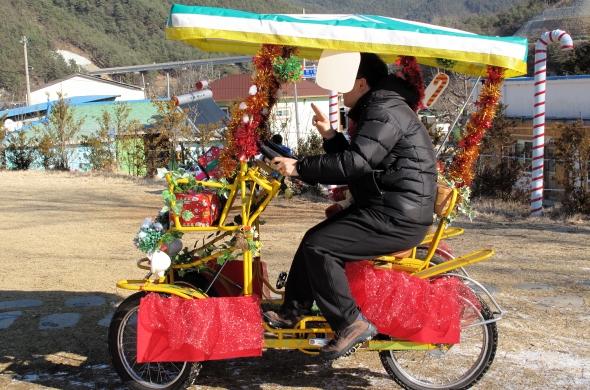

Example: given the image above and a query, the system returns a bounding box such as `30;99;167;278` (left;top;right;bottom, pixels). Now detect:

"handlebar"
258;140;298;161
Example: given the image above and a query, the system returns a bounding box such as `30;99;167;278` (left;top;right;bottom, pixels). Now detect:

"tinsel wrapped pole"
530;30;573;216
219;45;301;177
448;66;506;187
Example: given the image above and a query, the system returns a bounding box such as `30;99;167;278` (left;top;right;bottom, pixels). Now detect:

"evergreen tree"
472;104;525;201
553;121;590;214
36;93;85;170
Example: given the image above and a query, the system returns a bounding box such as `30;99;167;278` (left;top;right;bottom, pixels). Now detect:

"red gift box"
189;163;208;181
204;259;270;299
171;190;220;227
137;294;263;362
198;146;224;180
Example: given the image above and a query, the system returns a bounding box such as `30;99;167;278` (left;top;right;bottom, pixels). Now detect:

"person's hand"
311;103;336;140
270;157;299;177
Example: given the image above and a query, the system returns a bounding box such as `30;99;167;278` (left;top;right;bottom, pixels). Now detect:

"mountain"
0;0;301;96
285;0;526;23
0;0;555;98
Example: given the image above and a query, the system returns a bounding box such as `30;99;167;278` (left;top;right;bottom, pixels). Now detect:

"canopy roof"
166;5;528;78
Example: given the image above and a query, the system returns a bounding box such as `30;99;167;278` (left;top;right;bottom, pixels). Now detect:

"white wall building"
209;74;332;150
475;74;590;121
474;74;590;196
30;73;145;105
269;88;334;150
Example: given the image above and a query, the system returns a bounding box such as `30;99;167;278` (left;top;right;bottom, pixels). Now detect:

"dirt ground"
0;170;589;390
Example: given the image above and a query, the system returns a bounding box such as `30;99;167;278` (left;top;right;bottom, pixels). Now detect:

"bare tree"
145;99;192;176
119;119;146;176
0;114;7;169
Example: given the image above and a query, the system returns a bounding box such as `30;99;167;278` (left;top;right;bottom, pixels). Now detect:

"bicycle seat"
372;249;416;271
385;249;413;258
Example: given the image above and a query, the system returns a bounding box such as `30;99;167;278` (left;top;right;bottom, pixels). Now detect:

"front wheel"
379;297;498;390
108;292;201;390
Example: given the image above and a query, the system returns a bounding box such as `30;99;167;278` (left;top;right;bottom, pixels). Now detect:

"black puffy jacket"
297;74;437;226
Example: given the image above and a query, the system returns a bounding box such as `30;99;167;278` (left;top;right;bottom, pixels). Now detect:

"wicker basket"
434;181;453;216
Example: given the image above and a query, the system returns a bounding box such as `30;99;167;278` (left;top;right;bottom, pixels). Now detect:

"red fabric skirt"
346;261;481;344
137;294;262;362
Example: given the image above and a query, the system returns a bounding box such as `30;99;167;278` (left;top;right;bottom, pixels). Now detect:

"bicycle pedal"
308;338;329;347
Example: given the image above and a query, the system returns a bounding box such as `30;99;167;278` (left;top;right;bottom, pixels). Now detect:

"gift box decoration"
327;185;349;202
171;189;221;227
204;259;271;298
189;163;208;181
198;146;224;180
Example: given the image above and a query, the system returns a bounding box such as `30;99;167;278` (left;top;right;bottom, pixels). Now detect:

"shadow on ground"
0;291;391;390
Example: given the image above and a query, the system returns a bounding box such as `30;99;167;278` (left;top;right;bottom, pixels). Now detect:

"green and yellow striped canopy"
166;5;528;78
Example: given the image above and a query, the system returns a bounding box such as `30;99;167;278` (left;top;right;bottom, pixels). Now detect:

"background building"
475;74;590;195
209;74;332;150
30;73;145;105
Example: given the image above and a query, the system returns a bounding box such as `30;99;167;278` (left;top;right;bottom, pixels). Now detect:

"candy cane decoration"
329;90;339;130
422;73;450;108
531;29;573;216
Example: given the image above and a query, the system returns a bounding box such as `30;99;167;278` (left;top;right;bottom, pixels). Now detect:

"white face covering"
316;50;361;93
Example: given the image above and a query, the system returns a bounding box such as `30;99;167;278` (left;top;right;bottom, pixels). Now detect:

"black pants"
282;206;429;331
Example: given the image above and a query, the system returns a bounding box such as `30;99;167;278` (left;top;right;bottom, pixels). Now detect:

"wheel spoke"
111;294;192;388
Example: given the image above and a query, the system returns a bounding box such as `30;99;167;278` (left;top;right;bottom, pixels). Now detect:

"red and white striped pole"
531;29;573;216
329;90;339;130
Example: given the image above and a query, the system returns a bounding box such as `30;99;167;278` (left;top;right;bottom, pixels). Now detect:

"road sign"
302;68;317;79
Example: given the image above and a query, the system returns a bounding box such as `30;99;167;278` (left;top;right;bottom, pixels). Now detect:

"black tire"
108;292;201;390
379;297;498;390
415;247;450;267
173;271;219;297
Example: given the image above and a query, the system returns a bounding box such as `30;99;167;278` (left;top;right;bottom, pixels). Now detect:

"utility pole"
294;83;300;146
167;72;170;99
292;7;306;147
20;36;32;106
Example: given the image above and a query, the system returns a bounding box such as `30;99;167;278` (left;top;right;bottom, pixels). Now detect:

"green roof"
26;100;160;138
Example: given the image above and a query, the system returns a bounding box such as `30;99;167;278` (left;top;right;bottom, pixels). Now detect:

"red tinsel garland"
396;56;425;113
448;66;505;187
219;45;298;177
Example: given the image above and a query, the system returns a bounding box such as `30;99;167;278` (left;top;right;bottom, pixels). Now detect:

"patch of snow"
55;50;93;67
69;381;96;388
504;349;590;371
85;364;110;370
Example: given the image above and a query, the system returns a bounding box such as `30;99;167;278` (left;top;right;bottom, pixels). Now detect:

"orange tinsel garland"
448;66;506;187
219;45;298;177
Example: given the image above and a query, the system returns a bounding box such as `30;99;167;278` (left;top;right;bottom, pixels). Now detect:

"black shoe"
319;314;378;360
263;309;310;329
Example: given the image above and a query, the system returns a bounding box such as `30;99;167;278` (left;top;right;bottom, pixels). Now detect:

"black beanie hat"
356;53;388;88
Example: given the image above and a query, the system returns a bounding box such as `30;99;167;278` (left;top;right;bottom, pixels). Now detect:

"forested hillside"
0;0;559;99
0;0;301;95
286;0;526;23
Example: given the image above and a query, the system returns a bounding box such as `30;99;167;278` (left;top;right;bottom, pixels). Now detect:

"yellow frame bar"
118;160;495;354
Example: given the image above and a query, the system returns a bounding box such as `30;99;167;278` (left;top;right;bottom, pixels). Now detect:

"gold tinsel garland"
219;45;299;177
448;66;506;187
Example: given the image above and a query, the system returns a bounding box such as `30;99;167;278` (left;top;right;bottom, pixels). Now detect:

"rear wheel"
108;292;201;390
415;247;450;267
379;297;498;389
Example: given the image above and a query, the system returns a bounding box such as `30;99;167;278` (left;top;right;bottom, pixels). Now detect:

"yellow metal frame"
116;160;495;354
